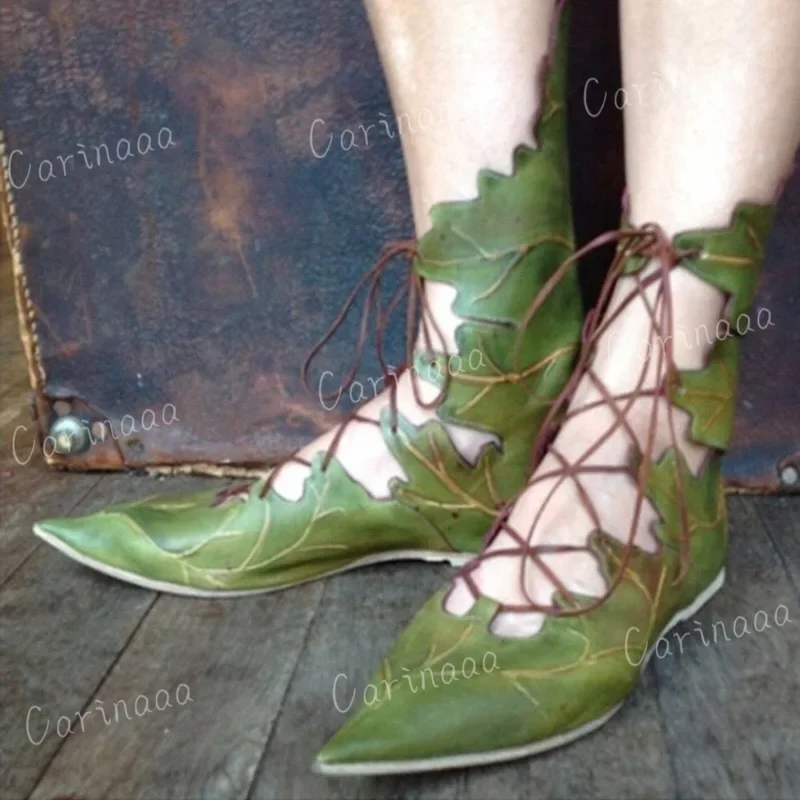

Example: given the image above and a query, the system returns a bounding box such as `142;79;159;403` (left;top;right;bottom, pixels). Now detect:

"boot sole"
314;567;727;776
32;524;473;597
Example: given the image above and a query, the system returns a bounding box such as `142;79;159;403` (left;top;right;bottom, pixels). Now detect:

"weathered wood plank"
0;354;35;475
0;279;76;583
752;496;800;601
0;471;231;799
0;388;100;586
652;495;800;800
30;581;324;800
0;248;28;365
0;362;27;401
0;363;102;585
0;466;101;585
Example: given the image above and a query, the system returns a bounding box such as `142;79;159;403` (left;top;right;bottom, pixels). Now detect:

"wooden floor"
1;259;799;800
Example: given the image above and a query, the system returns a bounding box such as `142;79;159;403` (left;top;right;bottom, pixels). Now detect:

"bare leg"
273;0;558;501
448;0;800;634
623;0;800;236
367;0;553;235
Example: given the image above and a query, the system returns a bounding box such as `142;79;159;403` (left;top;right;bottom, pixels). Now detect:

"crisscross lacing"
455;224;704;617
212;239;450;505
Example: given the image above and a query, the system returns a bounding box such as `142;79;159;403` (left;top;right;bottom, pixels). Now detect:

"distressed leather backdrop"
0;0;797;490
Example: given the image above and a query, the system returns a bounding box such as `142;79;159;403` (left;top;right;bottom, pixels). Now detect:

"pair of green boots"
35;9;774;776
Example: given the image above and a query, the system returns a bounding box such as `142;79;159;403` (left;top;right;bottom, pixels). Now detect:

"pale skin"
445;0;800;636
270;0;552;502
273;0;800;639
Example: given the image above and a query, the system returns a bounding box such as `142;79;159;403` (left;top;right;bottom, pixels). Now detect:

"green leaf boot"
315;201;776;774
33;6;583;597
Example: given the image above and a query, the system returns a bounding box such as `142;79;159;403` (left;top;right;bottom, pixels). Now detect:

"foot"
447;248;723;637
315;201;773;775
33;13;582;595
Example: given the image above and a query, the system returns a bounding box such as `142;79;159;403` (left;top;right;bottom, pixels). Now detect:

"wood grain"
0;472;232;799
652;496;800;800
29;585;324;800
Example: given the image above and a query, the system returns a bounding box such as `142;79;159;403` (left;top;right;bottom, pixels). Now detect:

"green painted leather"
34;9;582;594
316;202;775;770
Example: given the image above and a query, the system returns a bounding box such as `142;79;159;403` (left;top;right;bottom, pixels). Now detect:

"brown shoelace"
457;224;703;617
213;239;449;505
